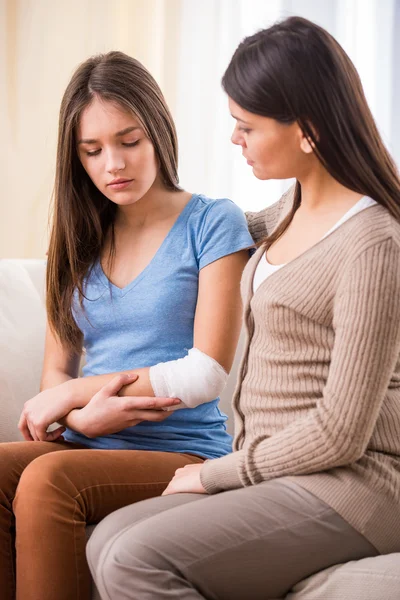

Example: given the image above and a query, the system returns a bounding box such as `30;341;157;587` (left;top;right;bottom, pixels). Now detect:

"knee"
0;443;46;510
89;524;165;593
14;452;75;511
86;513;123;575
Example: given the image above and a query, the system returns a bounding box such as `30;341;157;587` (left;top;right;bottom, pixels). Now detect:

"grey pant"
87;479;378;600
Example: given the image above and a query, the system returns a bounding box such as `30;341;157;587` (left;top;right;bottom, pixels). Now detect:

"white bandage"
149;348;228;411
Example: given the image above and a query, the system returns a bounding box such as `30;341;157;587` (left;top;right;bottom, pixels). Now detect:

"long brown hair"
47;51;181;352
222;16;400;245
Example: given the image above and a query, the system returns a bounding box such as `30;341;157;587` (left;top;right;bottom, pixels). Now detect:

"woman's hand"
70;373;182;438
18;382;80;442
162;463;207;496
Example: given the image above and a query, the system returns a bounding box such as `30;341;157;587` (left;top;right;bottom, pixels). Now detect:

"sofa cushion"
0;260;46;442
285;553;400;600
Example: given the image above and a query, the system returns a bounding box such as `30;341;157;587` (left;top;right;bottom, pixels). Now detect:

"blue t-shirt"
63;194;254;458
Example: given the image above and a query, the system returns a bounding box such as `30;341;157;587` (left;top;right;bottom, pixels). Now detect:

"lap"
0;439;79;467
88;479;378;600
1;441;203;524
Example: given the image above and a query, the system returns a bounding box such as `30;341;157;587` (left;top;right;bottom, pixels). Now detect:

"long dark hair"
47;51;181;352
222;16;400;244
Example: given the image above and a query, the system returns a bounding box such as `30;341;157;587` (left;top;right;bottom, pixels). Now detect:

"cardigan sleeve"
245;184;295;243
201;238;400;493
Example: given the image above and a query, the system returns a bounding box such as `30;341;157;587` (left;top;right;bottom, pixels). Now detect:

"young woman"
0;53;253;599
86;16;400;600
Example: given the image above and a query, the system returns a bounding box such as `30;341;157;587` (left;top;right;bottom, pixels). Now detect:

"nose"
231;125;245;147
105;148;125;174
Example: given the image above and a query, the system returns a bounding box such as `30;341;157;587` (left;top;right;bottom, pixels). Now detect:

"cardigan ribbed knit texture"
201;186;400;554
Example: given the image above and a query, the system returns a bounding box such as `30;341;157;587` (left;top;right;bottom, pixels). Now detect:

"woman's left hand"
18;384;73;442
162;463;208;496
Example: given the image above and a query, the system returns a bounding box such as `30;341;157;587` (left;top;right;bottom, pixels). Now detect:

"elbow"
150;348;228;409
328;433;367;467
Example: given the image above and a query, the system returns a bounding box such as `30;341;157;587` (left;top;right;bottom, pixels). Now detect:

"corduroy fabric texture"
201;186;400;554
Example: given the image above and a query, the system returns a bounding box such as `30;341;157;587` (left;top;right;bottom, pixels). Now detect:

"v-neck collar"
94;193;198;298
247;203;381;302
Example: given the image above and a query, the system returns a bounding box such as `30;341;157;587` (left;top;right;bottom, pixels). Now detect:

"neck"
114;181;186;229
297;162;364;213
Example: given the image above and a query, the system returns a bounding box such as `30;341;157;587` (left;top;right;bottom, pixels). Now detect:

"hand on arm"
20;371;181;441
19;323;157;441
63;374;181;438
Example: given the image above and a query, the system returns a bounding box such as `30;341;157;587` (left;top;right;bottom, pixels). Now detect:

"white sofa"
1;258;399;600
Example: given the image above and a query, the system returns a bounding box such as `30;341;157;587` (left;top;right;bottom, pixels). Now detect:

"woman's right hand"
69;373;181;438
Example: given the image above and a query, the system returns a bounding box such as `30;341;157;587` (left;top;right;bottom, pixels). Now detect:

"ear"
300;134;315;154
298;121;318;154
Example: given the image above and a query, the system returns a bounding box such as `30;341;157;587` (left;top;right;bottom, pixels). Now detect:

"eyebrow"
231;114;251;125
77;126;142;145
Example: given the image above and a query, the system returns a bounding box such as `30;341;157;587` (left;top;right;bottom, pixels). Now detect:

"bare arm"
40;322;82;389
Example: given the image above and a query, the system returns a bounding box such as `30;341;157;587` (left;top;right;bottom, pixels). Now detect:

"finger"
25;418;40;442
28;424;40;442
18;416;34;441
98;374;138;399
31;425;40;442
37;424;51;442
129;410;171;423
44;427;66;442
122;397;181;411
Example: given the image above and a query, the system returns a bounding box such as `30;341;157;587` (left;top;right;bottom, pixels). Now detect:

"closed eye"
86;149;101;157
122;140;140;147
86;140;140;157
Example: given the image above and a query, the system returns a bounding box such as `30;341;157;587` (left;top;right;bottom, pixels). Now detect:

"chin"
252;166;286;181
252;167;270;181
105;192;142;206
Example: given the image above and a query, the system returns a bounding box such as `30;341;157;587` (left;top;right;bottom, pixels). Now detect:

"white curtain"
1;0;397;257
174;0;397;213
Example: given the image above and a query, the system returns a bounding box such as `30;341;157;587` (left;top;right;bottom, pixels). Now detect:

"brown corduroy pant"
0;440;203;600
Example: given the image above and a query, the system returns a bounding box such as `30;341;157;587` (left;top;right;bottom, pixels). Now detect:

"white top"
253;196;378;293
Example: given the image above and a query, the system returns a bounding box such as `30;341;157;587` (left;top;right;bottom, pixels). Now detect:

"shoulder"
187;195;253;269
340;203;400;259
332;205;400;297
188;194;250;239
190;194;247;224
245;184;296;242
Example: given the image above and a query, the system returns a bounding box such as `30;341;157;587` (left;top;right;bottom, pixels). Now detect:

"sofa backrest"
0;259;238;442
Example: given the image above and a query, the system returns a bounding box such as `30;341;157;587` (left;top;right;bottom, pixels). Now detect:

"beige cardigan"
201;187;400;554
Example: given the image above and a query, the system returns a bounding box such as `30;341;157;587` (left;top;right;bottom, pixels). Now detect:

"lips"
107;179;134;190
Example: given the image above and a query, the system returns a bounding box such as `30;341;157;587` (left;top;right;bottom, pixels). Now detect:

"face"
229;98;314;180
77;97;159;206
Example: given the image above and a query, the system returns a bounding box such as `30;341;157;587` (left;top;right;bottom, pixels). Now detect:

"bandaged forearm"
149;348;228;411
